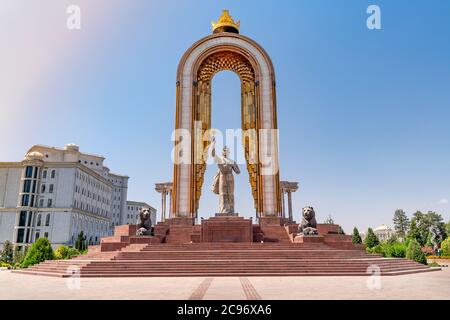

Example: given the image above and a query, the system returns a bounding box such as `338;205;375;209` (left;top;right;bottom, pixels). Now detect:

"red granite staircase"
13;242;438;278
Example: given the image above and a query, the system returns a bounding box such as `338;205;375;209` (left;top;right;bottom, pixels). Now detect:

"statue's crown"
212;10;240;34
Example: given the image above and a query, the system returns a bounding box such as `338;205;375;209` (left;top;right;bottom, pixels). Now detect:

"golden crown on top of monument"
211;10;240;34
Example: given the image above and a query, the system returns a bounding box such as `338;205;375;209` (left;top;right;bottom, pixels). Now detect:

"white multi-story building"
0;144;154;251
124;201;156;226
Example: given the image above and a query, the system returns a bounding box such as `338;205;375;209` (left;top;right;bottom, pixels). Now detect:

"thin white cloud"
438;199;449;204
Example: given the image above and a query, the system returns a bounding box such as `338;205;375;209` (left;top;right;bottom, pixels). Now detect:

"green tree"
406;239;427;265
1;241;14;263
393;209;409;238
352;227;362;244
75;231;87;252
364;228;379;248
409;211;447;246
407;219;421;243
446;220;450;237
21;238;54;268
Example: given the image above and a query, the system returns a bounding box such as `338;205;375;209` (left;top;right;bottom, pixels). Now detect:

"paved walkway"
0;268;449;300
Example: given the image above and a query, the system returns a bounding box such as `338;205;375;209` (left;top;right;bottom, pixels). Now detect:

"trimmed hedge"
366;241;407;258
384;242;407;258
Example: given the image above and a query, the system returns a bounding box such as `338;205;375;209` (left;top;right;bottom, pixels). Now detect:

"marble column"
155;182;174;223
279;181;299;223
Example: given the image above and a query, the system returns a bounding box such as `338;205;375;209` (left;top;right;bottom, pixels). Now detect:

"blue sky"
1;0;449;232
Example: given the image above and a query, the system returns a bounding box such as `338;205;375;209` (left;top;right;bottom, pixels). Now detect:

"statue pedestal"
201;216;253;243
215;212;238;217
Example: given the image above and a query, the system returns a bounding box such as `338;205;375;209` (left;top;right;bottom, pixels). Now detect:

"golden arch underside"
194;51;259;212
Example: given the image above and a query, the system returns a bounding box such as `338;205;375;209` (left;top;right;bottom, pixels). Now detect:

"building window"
27;212;33;227
41;184;46;193
23;180;31;193
47;199;52;208
39;199;44;207
19;211;27;227
45;214;50;226
25;229;30;243
16;229;25;243
51;170;56;179
35;232;40;240
43;170;47;179
44;232;49;239
25;166;33;178
49;184;54;193
21;194;29;206
37;214;42;226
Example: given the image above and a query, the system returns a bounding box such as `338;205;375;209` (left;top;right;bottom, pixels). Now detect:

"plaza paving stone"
0;267;449;300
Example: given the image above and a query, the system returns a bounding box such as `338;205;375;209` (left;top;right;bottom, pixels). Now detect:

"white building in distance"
360;224;395;242
0;144;155;250
373;224;395;242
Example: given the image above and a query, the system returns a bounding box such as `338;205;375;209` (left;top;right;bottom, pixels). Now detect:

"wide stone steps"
13;242;438;277
28;264;428;274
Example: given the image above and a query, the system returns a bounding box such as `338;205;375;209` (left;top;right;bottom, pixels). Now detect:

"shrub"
21;238;54;268
13;245;28;265
67;248;81;258
54;246;70;260
441;238;450;256
1;262;13;269
406;239;427;265
384;242;407;258
1;241;14;263
428;261;440;267
367;244;385;256
54;246;80;260
364;228;380;248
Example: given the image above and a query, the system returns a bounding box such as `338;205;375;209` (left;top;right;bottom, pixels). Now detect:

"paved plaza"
1;267;449;300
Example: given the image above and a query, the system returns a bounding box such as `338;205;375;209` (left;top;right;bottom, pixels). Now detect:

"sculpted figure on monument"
298;206;318;235
210;136;240;214
136;208;154;236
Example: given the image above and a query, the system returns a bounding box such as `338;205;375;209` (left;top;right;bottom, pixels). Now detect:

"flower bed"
427;256;450;260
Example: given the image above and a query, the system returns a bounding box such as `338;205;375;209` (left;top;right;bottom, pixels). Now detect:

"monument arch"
172;10;281;220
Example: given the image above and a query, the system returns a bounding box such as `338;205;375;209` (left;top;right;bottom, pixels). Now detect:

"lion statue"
298;206;318;236
136;208;154;236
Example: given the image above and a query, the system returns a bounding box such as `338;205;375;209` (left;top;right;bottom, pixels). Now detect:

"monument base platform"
201;216;252;242
14;222;439;277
